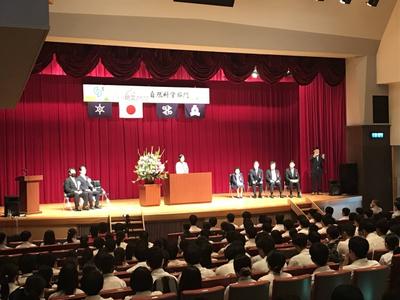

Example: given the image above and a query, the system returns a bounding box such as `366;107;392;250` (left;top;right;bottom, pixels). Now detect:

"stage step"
109;213;146;237
289;198;324;221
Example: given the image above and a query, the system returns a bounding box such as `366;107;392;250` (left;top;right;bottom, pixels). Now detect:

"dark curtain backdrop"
0;75;306;204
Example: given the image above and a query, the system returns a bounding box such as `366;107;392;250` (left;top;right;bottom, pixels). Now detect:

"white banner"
83;84;210;104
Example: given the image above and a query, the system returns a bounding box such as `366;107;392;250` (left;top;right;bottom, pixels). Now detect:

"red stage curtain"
32;42;345;86
299;74;346;192
0;75;302;204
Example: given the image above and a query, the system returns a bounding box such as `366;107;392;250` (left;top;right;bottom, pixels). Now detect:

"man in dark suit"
285;160;301;198
230;168;244;199
64;168;89;211
249;161;263;198
266;161;283;198
310;147;325;194
77;165;100;209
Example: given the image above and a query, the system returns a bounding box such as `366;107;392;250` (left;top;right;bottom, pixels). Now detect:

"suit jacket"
249;168;263;185
64;176;79;194
285;168;300;183
266;169;281;183
77;175;92;191
230;173;244;188
310;155;324;174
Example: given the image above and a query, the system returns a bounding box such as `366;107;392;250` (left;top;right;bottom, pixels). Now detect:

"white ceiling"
50;0;397;40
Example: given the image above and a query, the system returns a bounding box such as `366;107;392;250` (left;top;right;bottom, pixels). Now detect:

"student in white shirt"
245;227;257;249
252;236;276;273
183;244;215;279
258;251;292;297
147;247;177;282
339;207;351;221
288;233;313;267
0;263;19;299
126;267;162;299
297;216;310;235
81;269;113;300
224;255;256;300
175;154;189;174
49;264;84;299
379;234;399;266
359;220;385;251
188;215;202;233
16;231;37;249
272;214;285;232
337;223;356;264
318;215;334;236
179;266;203;296
342;236;380;271
226;213;239;229
127;242;150;273
310;242;334;282
311;212;324;229
282;219;295;238
216;241;244;276
0;232;10;249
97;253;127;290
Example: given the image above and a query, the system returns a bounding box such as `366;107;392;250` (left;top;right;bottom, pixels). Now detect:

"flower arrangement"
134;147;168;184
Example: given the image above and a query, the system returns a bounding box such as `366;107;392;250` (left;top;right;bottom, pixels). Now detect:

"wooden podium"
15;175;43;214
164;172;212;205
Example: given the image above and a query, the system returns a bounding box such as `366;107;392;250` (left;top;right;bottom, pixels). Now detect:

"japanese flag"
119;100;143;118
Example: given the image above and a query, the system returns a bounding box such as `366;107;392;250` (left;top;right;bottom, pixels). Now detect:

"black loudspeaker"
329;180;341;196
4;196;20;217
373;95;389;123
339;163;358;195
174;0;235;7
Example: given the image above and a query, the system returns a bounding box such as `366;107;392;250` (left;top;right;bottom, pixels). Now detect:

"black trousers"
251;184;263;197
311;172;323;193
268;181;282;195
287;181;301;195
67;192;89;209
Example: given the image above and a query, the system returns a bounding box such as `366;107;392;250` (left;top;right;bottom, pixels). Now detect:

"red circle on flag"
126;105;136;115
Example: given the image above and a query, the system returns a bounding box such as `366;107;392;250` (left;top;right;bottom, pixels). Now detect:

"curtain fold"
32;42;345;86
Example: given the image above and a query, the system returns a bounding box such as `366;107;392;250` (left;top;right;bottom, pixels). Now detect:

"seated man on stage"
175;154;189;174
285;160;301;198
230;168;244;199
266;161;283;198
249;161;263;198
64;168;89;211
77;165;100;209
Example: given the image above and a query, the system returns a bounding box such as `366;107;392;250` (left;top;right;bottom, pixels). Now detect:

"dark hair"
114;247;126;266
104;238;116;253
395;201;400;211
310;242;329;266
242;211;252;220
227;213;235;223
349;236;369;259
331;284;364;300
289;228;298;241
293;233;308;249
327;225;340;240
19;254;36;274
359;220;376;234
234;255;252;277
57;263;80;295
135;242;150;262
81;269;104;296
80;235;89;248
339;223;356;237
0;232;6;244
275;214;284;225
37;265;53;288
224;241;245;261
24;275;46;300
93;237;104;250
271;230;283;245
66;228;77;243
189;215;198;226
131;267;153;292
20;230;32;242
261;222;272;233
96;252;115;274
79;247;94;268
355;207;364;215
202;222;211;231
246;226;258;239
179;266;202;292
342;207;350;216
376;219;390;236
267;251;286;273
115;231;126;247
313;213;322;223
256;236;275;256
98;222;109;234
183;244;201;265
308;231;321;244
299;218;310;228
0;263;18;299
349;212;357;222
283;219;294;230
309;224;319;233
209;217;217;227
325;206;334;216
322;215;334;226
43;230;56;245
178;154;184;159
147;247;164;270
90;224;99;238
385;234;399;251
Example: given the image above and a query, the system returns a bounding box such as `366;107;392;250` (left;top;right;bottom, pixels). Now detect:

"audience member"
209;217;219;231
96;253;126;290
127;267;162;299
288;233;313;267
9;275;46;300
272;214;285;232
0;232;10;249
127;242;149;273
326;225;340;263
226;213;238;229
178;266;202;295
359;220;385;250
224;255;255;300
16;231;36;249
310;242;334;279
41;230;57;246
183;244;215;278
114;247;127;267
271;230;283;245
81;269;112;300
0;263;19;299
379;234;399;266
216;241;245;276
337;223;356;263
18;255;36;285
343;236;379;271
65;228;79;244
147;247;177;282
252;236;275;273
49;263;83;298
339;208;350;221
244;226;257;248
189;215;202;233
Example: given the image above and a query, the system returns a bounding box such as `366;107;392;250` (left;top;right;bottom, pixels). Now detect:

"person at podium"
64;168;89;211
77;165;100;209
249;161;263;198
175;154;189;174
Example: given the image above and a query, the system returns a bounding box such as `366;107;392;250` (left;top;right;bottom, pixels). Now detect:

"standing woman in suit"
230;168;244;199
310;147;325;195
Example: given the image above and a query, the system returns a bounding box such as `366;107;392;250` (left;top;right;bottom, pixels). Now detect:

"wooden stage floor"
0;193;362;227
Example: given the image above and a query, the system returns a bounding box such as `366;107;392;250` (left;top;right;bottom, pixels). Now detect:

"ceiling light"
339;0;352;4
366;0;379;7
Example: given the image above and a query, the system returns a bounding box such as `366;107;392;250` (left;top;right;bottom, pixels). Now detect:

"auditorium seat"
181;285;225;300
227;280;269;300
101;287;133;299
133;293;177;300
246;246;258;257
312;270;352;300
202;274;237;288
371;248;388;261
271;274;312;300
390;254;400;288
353;265;390;300
283;264;317;276
211;241;228;252
277;247;298;259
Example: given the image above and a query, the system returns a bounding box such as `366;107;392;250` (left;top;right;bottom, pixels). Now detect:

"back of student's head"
233;255;252;277
37;253;56;268
183;244;201;265
57;263;79;294
359;220;376;234
130;267;153;292
0;232;6;244
66;228;77;243
271;230;283;245
80;247;94;268
135;241;149;262
283;219;294;231
376;218;390;235
327;225;340;240
267;251;287;274
293;233;308;249
98;222;109;235
308;224;319;233
299;217;310;229
385;234;399;251
256;236;275;256
227;213;235;223
20;230;32;242
310;242;329;267
37;265;53;288
19;254;36;274
275;214;284;225
289;228;298;241
93;237;105;250
209;217;218;227
322;215;334;226
349;236;369;259
81;269;104;296
246;226;257;239
355;207;364;215
313;212;322;223
96;252;115;274
80;235;89;248
24;275;46;300
0;263;19;299
189;214;198;226
147;247;164;270
179;266;202;292
114;247;126;266
348;212;357;222
340;222;356;237
224;241;245;261
331;284;364;300
342;207;350;216
43;230;56;245
104;237;116;253
325;206;334;216
308;231;321;244
242;211;252;220
115;231;125;245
